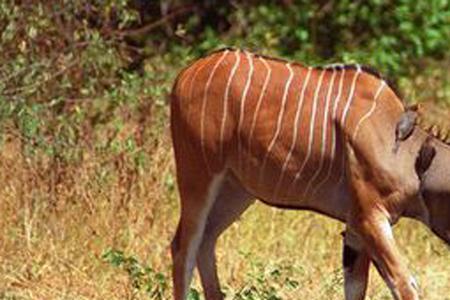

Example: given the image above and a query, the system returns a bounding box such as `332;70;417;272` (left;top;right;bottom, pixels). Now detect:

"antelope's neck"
422;139;450;195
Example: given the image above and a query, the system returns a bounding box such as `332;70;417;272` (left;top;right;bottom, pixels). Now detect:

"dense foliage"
170;0;450;74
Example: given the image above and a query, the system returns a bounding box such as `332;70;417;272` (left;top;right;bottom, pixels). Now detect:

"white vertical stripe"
288;69;326;192
303;68;337;197
330;65;346;124
259;63;295;185
177;74;188;96
200;50;229;174
219;50;241;158
273;67;312;198
336;66;363;187
341;65;362;125
311;67;345;196
189;59;210;102
248;57;271;151
178;64;195;96
237;51;255;171
353;81;386;140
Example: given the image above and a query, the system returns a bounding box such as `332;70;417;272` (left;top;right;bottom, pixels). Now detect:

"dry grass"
0;111;449;300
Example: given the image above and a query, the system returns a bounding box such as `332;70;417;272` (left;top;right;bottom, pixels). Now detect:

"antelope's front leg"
345;140;420;299
351;213;419;300
343;230;370;300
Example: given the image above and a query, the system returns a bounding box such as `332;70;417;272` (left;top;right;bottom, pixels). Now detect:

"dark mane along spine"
343;64;404;104
189;47;404;105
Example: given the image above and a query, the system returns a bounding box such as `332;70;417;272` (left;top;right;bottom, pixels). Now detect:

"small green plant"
102;248;169;299
231;254;300;300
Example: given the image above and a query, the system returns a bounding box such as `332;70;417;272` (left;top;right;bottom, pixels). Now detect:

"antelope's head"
414;104;450;245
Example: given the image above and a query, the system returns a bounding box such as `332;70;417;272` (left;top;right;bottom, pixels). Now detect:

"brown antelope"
169;48;450;300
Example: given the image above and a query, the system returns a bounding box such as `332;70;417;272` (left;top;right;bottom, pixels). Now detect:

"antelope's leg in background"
343;229;371;300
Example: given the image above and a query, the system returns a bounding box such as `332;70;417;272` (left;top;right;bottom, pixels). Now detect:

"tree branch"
113;5;196;38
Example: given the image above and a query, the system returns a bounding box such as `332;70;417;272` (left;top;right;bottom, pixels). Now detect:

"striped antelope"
169;48;450;300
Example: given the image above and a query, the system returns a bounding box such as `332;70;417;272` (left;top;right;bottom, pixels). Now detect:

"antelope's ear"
415;137;436;179
395;109;418;142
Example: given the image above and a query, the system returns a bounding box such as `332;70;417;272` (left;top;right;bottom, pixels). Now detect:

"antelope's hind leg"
197;175;254;300
171;170;226;300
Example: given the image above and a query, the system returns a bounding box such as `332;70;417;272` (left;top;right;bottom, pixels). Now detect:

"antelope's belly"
227;147;351;221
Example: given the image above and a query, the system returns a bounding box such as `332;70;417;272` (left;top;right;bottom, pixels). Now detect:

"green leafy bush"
176;1;450;76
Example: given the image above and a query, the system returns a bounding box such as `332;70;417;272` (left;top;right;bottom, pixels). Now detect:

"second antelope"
170;48;450;300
